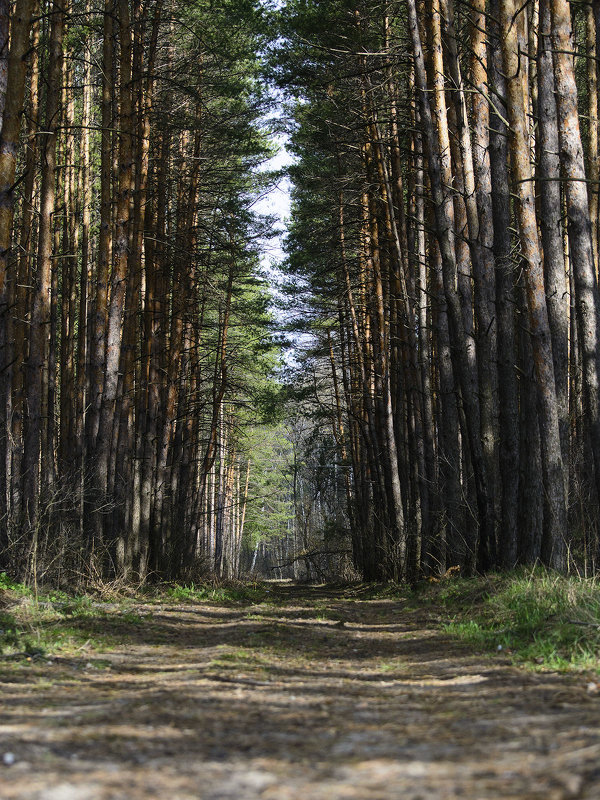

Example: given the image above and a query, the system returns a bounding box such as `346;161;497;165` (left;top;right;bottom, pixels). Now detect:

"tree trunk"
552;0;600;532
24;0;65;525
489;0;520;568
538;0;569;469
499;0;567;570
407;0;495;571
0;0;35;559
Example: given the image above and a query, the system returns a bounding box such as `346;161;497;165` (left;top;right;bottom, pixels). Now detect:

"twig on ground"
204;674;271;687
566;619;600;629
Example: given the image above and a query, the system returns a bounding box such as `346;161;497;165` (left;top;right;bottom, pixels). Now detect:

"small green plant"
0;572;31;596
118;610;144;624
0;576;143;658
377;657;406;673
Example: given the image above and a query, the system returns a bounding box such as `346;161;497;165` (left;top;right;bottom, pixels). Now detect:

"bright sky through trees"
254;137;293;269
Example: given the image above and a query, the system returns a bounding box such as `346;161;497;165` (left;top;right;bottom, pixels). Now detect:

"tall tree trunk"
0;0;35;561
552;0;600;531
441;0;498;547
587;5;599;268
489;0;520;567
77;1;92;485
87;0;114;457
538;0;569;469
94;0;133;556
12;9;39;522
24;0;65;526
468;0;499;543
407;0;495;571
499;0;567;570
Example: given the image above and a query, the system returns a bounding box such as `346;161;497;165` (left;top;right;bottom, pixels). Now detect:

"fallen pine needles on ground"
1;569;599;674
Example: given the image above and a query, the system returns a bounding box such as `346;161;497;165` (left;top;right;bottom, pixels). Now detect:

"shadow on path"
1;584;599;799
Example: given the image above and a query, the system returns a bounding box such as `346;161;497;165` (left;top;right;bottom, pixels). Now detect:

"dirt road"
1;584;599;799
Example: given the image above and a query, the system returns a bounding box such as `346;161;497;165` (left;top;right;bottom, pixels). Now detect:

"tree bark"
0;0;35;558
24;0;65;525
94;0;133;556
538;0;569;469
499;0;567;570
489;0;520;568
407;0;495;572
552;0;600;533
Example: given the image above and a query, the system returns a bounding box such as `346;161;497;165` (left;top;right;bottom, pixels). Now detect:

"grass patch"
377;656;407;673
209;646;268;670
0;575;134;659
0;571;31;596
416;569;600;673
165;581;272;605
0;575;275;661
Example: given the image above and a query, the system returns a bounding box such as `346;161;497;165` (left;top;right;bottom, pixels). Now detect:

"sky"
252;134;308;367
252;0;301;361
253;136;294;271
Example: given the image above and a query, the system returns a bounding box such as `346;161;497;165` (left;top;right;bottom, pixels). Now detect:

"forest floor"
1;581;599;799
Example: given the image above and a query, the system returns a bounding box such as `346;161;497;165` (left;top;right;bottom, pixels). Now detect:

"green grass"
3;569;599;674
0;571;31;596
417;569;600;673
0;575;126;658
208;646;269;670
165;581;272;605
0;574;276;662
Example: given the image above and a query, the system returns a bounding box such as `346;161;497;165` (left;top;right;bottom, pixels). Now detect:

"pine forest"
1;0;600;585
4;4;600;796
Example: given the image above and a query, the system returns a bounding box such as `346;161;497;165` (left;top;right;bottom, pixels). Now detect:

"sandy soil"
0;584;599;799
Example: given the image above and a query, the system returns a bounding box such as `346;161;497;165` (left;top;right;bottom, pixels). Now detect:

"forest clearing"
1;579;600;800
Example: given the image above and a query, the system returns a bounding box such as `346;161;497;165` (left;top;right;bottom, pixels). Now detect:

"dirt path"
1;584;599;799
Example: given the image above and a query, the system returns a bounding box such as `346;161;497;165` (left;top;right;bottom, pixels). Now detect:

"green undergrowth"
1;574;112;659
0;573;276;661
412;569;600;673
0;572;162;661
165;581;273;605
3;569;599;674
